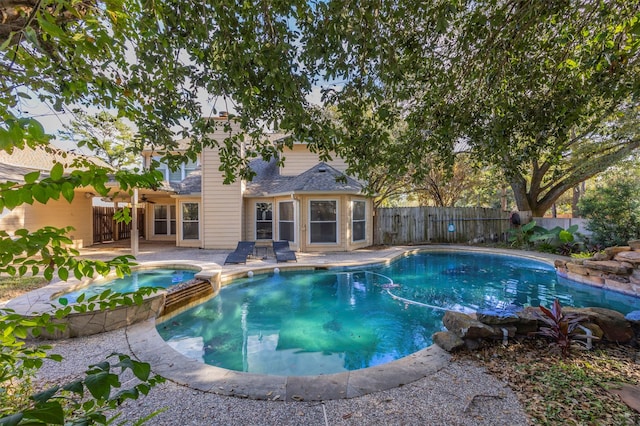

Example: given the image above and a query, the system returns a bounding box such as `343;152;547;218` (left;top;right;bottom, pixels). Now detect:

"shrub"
578;174;640;247
0;289;164;425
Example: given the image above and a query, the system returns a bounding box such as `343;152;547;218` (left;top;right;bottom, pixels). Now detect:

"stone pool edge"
126;246;561;402
125;318;451;401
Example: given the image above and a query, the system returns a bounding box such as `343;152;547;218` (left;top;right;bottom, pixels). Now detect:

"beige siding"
201;147;243;249
280;145;347;176
0;195;93;248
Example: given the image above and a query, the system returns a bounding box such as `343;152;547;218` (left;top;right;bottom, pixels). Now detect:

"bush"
1;290;164;425
578;174;640;247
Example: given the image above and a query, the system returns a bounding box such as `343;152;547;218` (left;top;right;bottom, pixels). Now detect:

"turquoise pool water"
158;252;639;376
61;269;196;303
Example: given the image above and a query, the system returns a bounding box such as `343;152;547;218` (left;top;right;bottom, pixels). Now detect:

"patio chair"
224;241;256;265
273;240;297;263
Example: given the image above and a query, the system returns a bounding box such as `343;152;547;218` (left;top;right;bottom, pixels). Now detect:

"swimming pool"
60;268;196;303
158;252;640;376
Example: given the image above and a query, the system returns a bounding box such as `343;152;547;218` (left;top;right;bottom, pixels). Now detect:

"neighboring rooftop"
0;146;110;182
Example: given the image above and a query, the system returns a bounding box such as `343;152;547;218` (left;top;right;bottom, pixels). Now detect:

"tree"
306;1;640;217
59;111;139;169
578;166;640;247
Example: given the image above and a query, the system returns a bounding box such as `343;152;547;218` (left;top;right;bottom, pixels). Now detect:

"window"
310;200;337;243
279;201;294;242
152;156;198;183
352;200;366;242
154;205;176;236
181;202;199;240
255;202;273;240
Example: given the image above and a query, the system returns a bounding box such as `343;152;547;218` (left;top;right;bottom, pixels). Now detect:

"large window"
154;205;176;236
310;200;337;243
352;200;366;242
279;201;294;242
153;156;198;183
256;202;273;240
181;202;199;240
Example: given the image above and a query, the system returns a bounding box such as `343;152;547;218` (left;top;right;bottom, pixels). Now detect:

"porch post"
131;189;139;256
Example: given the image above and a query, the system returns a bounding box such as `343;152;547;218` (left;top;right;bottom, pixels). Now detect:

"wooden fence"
374;207;513;245
93;207;145;243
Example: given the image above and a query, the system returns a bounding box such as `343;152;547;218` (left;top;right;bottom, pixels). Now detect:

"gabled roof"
166;151;365;197
244;160;364;197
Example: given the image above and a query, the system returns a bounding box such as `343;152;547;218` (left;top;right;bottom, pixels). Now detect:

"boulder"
583;260;633;275
566;262;589;275
628;239;640;250
578;307;634;343
515;307;542;334
476;309;520;325
605;246;631;258
432;331;465;352
442;311;499;339
554;259;568;269
615;251;640;266
593;252;611;261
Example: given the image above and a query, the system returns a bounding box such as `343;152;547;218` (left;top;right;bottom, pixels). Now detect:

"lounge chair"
273;240;297;263
224;241;256;265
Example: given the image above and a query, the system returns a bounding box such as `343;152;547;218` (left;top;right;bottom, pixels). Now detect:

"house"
140;114;374;252
0;146;104;248
0;115;375;253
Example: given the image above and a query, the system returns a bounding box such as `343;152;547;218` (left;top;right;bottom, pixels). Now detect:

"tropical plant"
533;299;591;357
529;224;586;256
508;220;547;250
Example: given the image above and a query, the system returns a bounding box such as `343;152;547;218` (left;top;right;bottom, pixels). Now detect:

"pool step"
162;280;214;316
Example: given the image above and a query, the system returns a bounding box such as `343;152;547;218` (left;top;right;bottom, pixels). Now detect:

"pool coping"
126;246;562;401
126;318;451;401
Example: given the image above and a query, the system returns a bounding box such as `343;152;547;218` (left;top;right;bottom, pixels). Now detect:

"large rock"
432;331;465;352
516;307;543;334
566;262;589;275
572;307;634;343
628;239;640;250
583;260;633;275
442;311;499;339
604;246;631;258
476;309;520;325
615;250;640;266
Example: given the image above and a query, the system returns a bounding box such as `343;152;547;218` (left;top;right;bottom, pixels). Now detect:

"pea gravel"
34;329;530;425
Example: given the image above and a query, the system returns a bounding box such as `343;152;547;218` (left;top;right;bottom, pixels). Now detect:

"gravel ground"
34;329;530;426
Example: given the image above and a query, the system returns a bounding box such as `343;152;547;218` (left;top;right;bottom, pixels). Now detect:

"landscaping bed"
454;340;640;425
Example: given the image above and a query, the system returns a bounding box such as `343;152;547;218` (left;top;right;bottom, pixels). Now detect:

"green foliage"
1;289;164;425
578;173;640;247
59;111;139;170
508;221;547;250
529;224;586;256
55;287;159;316
1;352;165;426
0;227;135;282
509;221;590;255
533;299;592;357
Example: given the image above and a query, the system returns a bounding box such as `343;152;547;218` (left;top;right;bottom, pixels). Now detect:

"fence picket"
375;207;511;245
